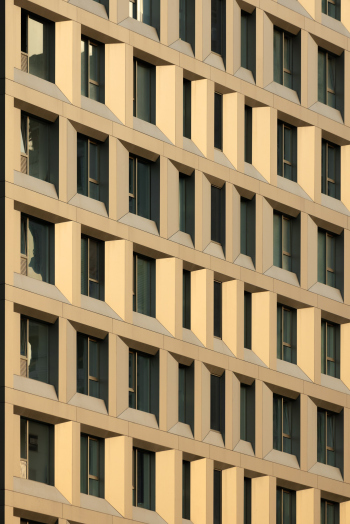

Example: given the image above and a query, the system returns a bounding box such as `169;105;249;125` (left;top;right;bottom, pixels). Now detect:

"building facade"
1;0;350;523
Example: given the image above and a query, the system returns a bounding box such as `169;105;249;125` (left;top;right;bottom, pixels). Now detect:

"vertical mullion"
87;238;90;296
88;140;90;198
27;419;29;478
135;351;138;410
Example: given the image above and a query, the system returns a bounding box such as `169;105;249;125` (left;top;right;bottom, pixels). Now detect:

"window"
133;447;155;510
80;434;104;498
244;105;252;164
240;382;255;448
180;0;195;53
129;349;159;419
81;235;104;300
273;212;300;275
129;0;160;34
182;460;191;519
81;37;103;102
213;469;222;524
277;120;297;181
241;11;256;76
211;0;226;59
214;281;222;339
318;228;344;290
179;362;194;432
183;79;192;139
277;304;297;364
211;184;226;248
276;487;296;524
273;394;300;458
321;320;340;378
322;140;340;199
179;172;195;242
274;28;293;89
241;196;255;263
21;11;54;82
214;93;223;150
129;154;160;228
77;134;100;201
20;112;58;186
20;316;58;389
77;333;108;406
183;270;191;329
21;215;54;284
133;253;156;317
20;417;54;485
244;292;252;349
318;48;342;111
321;500;339;524
210;372;225;440
133;58;156;124
322;0;340;19
244;478;252;524
317;408;343;471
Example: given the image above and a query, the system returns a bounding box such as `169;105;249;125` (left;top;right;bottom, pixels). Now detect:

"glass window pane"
27;218;49;283
137;352;151;413
28;319;49;384
210;374;221;431
77;334;88;395
240;384;247;441
283;309;291;347
179;364;186;423
241;12;248;69
21;114;27;154
327;234;335;274
284;71;292;89
211;186;221;244
81;40;88;97
89;438;99;478
214;93;223;150
81;236;88;296
318;230;326;284
179;174;186;233
89;478;99;496
28;16;50;81
89;142;99;183
183;269;191;330
182;460;191;519
21;418;27;459
28;420;51;484
318;50;326;104
183;79;192;139
213;470;222;524
28;116;49;181
137;160;151;220
214;281;222;338
129;352;136;408
241;199;247;255
282;218;291;271
89;239;99;283
328;2;336;17
80;434;88;494
273;213;282;268
284;127;292;164
283;491;291;524
77;136;88;197
328;146;335;182
327;55;336;96
273;395;282;451
321;321;327;375
284;35;291;71
274;29;283;84
136;255;152;316
136;61;152;123
21;317;27;357
317;409;326;463
136;449;154;510
89;340;99;379
327;502;336;524
211;0;223;55
89;43;99;84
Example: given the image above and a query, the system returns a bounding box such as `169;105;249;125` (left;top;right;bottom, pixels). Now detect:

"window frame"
281;306;292;360
281;123;292;178
81;235;102;298
20;214;53;284
133;252;156;317
213;280;222;339
81;37;100;100
274;27;294;89
20;417;54;485
326;232;335;285
132;447;156;510
214;92;223;151
133;58;156;124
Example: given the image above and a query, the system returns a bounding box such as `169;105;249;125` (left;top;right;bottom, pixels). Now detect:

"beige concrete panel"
6;201;20;285
252;106;277;185
159;351;178;431
232;373;241;449
222;279;244;359
117;0;129;23
160;0;179;46
55;221;81;306
341;500;350;524
109;0;118;22
55;421;80;505
341;323;350;390
252;475;276;524
163;160;180;240
59;116;68;203
66;320;77;403
344;408;350;484
67;120;78;202
297;488;320;524
300;0;321;20
108;135;117;221
306;33;319;107
105;239;133;322
116;336;129;416
191;268;214;349
232;0;241;74
56;21;81;105
105;43;133;127
300;29;308;108
58;317;67;404
262;383;273;458
156;449;182;524
157;65;183;146
306;214;318;290
222;466;244;524
226;0;234;75
116;139;130;221
255;193;264;274
195;170;211;252
297;307;321;383
262;197;273;273
223;93;245;172
5;97;16;181
225;182;234;263
297;126;321;203
255;11;273;88
225;370;233;450
305;396;318;471
108;333;117;418
7;303;19;388
252;291;277;369
105;435;132;518
7;407;20;489
191;458;214;524
156;257;182;338
201;362;211;441
192;79;215;160
195;0;211;62
6;4;21;79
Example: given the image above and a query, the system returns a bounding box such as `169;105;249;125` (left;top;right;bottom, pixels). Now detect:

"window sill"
169;421;193;439
203;430;224;448
183;137;205;157
320;373;350;394
69;193;108;218
277;0;312;18
169;231;194;249
264;266;299;287
13;273;70;304
13;375;57;401
119;212;159;236
244;348;267;368
14;68;70;104
118;407;158;429
203;52;225;71
234;253;255;271
308;462;343;481
69;0;108;18
80;493;121;516
234;440;255;456
81;294;122;320
203;241;225;260
244;162;267;183
14;170;58;199
321;13;350;37
170;39;194;58
213;337;233;356
264;449;299;469
277;176;312;201
265;82;300;105
234;67;255;85
81;96;121;124
214;149;234;169
119;17;159;41
133;506;167;524
68;392;107;415
276;359;312;382
321;193;350;216
13;477;69;504
309;101;343;124
133;117;173;144
308;282;343;303
183;328;204;347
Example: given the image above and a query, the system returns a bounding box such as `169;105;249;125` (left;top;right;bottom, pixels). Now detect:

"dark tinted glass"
211;186;222;244
245;105;252;163
180;0;195;52
214;281;222;338
210;374;221;431
244;477;252;524
211;0;225;56
182;460;191;519
214;93;223;150
183;79;192;138
213;469;222;524
183;270;191;329
244;291;252;349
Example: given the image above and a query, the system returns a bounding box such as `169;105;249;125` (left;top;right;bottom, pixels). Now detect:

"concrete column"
297;307;321;383
192;79;215;159
261;198;274;274
252;106;277;185
191;458;214;524
108;135;117;220
55;221;81;307
252;476;276;524
222;279;244;359
194;360;210;441
222;466;244;524
255;11;273;88
55;21;81;105
305;215;318;290
191;268;214;349
105;43;133;126
160;160;179;240
298;0;321;22
223;93;245;172
195;171;211;252
160;0;179;46
298;126;322;203
156;449;182;524
55;421;80;505
297;488;320;524
116;0;129;23
108;333;117;418
159;351;179;431
116;337;129;417
116;139;129;221
261;384;273;459
156;257;183;338
195;0;211;62
252;291;277;369
157;65;183;146
105;436;133;518
105;239;133;323
341;323;350;389
340;500;350;524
